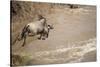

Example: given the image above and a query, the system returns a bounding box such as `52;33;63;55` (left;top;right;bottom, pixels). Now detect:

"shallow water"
25;38;96;64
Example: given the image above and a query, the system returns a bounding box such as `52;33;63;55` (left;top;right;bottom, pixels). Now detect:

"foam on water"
29;38;96;64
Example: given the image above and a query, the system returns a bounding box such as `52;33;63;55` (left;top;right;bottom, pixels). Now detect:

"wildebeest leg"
38;33;43;40
22;34;27;47
42;33;46;40
46;33;49;38
46;29;50;38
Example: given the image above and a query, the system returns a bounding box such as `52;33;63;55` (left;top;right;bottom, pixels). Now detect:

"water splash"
30;38;96;64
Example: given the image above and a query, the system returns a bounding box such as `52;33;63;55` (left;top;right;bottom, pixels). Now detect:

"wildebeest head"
48;24;54;30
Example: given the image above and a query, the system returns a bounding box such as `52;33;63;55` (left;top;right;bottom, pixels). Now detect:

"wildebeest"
18;15;53;46
68;4;79;9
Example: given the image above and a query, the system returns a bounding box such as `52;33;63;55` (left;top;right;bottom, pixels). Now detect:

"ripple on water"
28;38;96;64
